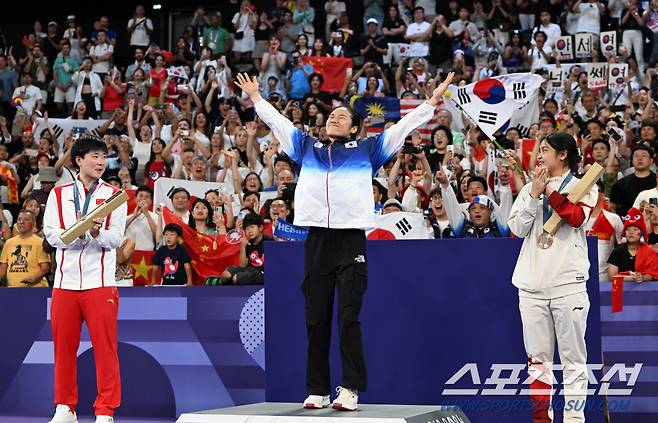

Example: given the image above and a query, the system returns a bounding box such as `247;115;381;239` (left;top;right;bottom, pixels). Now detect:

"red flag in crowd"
126;189;137;214
521;138;536;171
131;250;155;286
303;56;352;93
611;275;624;313
162;207;242;285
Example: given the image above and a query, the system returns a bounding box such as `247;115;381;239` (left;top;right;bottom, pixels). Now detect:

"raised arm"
188;84;203;111
127;99;137;141
161;131;176;165
437;170;466;234
370;72;454;170
245;121;260;169
235;73;305;164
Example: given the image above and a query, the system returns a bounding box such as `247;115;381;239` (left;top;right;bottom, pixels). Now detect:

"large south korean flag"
445;73;543;140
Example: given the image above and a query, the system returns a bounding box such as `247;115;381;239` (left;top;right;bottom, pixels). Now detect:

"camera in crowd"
401;142;424;155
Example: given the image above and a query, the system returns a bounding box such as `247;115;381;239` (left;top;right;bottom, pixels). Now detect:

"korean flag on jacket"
444;73;544;140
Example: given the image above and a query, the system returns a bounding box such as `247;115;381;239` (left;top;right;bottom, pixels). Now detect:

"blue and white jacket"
254;99;437;229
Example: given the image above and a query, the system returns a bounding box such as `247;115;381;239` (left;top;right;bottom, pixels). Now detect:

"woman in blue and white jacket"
235;71;454;411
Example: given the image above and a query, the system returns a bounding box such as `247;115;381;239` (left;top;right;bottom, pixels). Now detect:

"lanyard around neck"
543;172;573;224
73;178;100;217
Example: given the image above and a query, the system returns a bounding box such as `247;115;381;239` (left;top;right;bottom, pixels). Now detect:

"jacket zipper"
326;144;333;228
78;243;86;289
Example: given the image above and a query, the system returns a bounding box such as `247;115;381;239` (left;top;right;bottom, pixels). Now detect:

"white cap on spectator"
468;195;494;211
48;21;58;28
67;15;76;21
454;49;465;57
383;198;403;212
366;18;378;25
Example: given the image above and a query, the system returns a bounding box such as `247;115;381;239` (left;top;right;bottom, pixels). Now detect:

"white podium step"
176;402;471;423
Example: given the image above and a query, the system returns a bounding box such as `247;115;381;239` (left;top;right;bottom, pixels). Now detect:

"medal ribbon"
543;172;573;224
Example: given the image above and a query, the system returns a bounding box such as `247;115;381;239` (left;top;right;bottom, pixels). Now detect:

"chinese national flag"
611;275;624;313
131;250;155;286
521;138;536;171
303;56;353;93
162;207;242;285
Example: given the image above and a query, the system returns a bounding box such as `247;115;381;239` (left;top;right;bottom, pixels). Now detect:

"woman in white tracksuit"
508;132;598;423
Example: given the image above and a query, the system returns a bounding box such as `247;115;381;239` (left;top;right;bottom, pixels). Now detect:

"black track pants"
302;226;368;395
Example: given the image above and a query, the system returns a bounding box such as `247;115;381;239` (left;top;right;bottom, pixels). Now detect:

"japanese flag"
444;73;543;140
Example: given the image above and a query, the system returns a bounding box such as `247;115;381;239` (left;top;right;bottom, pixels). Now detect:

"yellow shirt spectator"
0;211;51;287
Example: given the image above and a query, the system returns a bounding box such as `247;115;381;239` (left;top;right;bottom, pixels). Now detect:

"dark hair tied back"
545;131;581;172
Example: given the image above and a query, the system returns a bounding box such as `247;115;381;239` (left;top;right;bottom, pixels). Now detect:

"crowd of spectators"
3;0;658;286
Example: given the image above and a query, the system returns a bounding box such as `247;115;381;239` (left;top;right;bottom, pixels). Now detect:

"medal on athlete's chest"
537;231;554;249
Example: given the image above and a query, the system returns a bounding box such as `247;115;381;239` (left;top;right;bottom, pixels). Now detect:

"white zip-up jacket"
508;171;598;299
72;70;103;111
43;178;127;290
254;99;437;229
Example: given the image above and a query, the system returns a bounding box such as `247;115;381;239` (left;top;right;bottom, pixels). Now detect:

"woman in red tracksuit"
43;135;127;423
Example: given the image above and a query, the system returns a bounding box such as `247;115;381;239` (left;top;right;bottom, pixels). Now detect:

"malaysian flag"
365;98;444;143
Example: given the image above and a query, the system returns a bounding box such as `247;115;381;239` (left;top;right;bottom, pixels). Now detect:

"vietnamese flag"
303;56;353;93
131;250;155;286
162;207;242;285
521;138;536;171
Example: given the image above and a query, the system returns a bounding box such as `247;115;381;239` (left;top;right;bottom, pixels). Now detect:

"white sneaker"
48;405;78;423
303;394;330;409
95;416;114;423
332;386;358;411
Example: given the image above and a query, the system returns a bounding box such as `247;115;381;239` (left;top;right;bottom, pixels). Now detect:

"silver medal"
537;232;554;249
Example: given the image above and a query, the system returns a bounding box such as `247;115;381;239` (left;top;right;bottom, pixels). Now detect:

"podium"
264;239;604;423
177;402;471;422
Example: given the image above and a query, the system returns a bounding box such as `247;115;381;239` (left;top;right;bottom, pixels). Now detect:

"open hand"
435;170;449;187
234;73;260;99
245;121;257;137
428;72;455;106
530;166;548;198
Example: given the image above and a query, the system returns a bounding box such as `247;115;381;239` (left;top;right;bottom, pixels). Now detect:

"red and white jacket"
43;178;127;290
508;171;598;299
